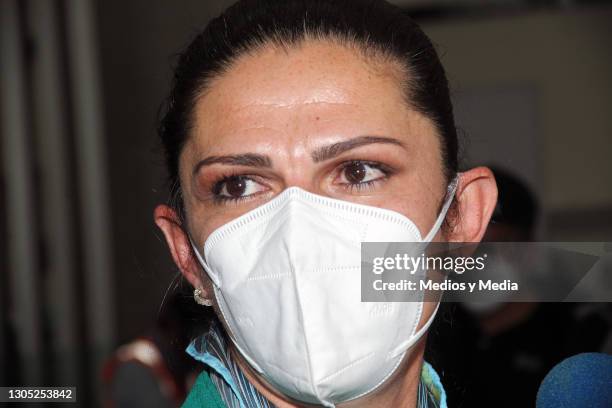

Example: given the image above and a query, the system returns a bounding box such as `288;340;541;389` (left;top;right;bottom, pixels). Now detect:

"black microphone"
536;352;612;408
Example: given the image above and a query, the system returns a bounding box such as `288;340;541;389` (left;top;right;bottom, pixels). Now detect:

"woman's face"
156;39;496;403
180;40;449;247
157;39;496;299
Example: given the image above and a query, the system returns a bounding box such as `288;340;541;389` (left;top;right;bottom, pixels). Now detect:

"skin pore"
155;39;497;407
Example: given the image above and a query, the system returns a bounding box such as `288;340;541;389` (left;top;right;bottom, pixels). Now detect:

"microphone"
536;352;612;408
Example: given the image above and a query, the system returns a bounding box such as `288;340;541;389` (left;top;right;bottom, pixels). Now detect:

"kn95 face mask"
191;179;458;407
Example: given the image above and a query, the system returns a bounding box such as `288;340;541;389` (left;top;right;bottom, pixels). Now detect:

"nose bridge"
273;129;323;193
283;189;318;251
279;162;319;193
280;189;317;250
284;177;315;193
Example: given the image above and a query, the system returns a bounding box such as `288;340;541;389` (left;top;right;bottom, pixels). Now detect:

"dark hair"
159;0;459;215
489;166;539;234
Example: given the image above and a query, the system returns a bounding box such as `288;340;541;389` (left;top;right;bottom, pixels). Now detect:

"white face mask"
192;180;458;407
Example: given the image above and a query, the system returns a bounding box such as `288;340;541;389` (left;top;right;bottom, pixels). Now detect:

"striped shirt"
186;321;447;408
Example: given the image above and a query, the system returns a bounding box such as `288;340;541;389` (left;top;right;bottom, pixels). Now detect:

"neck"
230;338;427;408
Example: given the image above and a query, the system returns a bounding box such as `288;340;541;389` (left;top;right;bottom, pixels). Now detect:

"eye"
337;161;387;185
213;175;267;200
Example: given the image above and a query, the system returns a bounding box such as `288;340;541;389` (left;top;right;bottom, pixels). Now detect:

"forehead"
190;40;421;151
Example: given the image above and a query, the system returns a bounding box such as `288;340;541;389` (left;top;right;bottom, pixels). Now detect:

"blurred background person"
102;287;207;407
427;167;612;407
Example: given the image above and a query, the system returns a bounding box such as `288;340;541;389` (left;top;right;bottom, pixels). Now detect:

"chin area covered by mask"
191;178;458;407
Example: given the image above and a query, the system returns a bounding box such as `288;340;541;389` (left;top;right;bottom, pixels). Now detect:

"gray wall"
95;0;233;343
422;7;612;239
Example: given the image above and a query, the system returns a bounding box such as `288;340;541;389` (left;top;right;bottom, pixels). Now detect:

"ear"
154;204;205;290
449;167;498;242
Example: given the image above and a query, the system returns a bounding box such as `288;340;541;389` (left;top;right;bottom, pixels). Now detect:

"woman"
154;0;497;407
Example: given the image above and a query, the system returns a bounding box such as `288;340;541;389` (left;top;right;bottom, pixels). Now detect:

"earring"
193;287;212;306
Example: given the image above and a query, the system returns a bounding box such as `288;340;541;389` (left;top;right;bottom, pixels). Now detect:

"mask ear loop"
422;175;460;243
384;177;459;382
387;301;441;359
188;235;222;288
395;175;458;356
189;235;266;375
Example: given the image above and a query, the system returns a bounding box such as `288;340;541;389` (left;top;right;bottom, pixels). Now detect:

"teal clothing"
183;371;226;408
183;363;447;408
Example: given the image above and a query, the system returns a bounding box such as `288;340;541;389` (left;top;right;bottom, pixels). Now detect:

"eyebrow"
311;135;404;162
192;153;272;175
192;135;404;174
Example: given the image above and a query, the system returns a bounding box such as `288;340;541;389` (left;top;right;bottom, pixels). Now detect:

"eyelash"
210;173;257;205
209;160;393;204
336;160;392;192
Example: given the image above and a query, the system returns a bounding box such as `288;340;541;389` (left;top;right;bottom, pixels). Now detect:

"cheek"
369;190;441;238
187;195;276;247
178;148;249;246
187;205;244;246
360;154;446;239
375;114;448;234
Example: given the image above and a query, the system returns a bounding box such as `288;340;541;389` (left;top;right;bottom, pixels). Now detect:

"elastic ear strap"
188;236;222;288
388;301;441;359
423;175;460;243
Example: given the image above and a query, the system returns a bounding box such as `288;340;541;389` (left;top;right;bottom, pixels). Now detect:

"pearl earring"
193;287;212;306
